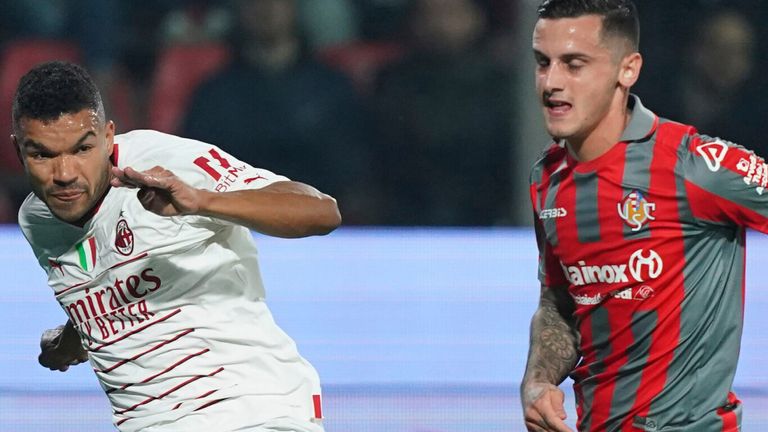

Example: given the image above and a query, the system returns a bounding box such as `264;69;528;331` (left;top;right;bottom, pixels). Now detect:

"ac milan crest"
115;219;134;256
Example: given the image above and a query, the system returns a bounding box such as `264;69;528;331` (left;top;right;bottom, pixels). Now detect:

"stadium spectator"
671;8;763;152
371;0;516;225
182;0;377;224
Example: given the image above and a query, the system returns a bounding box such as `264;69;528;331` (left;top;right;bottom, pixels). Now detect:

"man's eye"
76;145;93;154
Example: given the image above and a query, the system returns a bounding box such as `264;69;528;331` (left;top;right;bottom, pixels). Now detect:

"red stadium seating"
318;41;405;95
0;39;82;172
147;43;232;134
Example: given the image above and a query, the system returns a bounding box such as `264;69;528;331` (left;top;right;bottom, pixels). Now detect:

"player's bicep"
686;136;768;232
540;282;575;322
534;216;569;288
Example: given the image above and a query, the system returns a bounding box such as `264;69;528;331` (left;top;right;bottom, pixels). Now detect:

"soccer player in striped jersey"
521;1;757;431
14;61;340;431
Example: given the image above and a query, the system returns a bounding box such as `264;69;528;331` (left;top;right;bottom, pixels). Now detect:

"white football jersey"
18;130;324;431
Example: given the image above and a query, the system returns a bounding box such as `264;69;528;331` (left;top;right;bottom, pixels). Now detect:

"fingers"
38;325;88;372
552;389;567;420
111;166;173;190
524;387;573;432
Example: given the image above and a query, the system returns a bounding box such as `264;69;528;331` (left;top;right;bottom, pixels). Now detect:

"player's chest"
46;192;205;289
536;166;684;262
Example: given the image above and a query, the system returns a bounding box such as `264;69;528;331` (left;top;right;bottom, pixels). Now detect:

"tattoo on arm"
522;287;580;388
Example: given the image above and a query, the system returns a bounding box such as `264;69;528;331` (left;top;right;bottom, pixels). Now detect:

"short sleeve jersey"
18;130;323;431
529;96;766;432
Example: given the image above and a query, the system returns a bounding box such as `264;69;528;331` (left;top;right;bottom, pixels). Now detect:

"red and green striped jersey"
529;95;759;432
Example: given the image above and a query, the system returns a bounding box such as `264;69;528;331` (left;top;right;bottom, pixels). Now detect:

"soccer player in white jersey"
13;61;341;431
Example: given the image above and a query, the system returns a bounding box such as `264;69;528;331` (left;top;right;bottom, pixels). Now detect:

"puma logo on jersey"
697;140;729;172
244;175;267;184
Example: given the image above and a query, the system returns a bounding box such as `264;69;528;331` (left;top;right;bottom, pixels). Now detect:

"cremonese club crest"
115;219;134;256
617;190;655;232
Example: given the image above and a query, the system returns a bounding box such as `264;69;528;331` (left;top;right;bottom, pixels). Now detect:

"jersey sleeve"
684;134;768;233
530;169;568;288
114;130;289;193
533;214;568;287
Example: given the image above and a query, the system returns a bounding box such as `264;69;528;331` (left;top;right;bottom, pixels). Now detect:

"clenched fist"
38;322;88;372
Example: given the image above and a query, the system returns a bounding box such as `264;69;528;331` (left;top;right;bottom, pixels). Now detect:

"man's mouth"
544;98;573;114
50;190;85;202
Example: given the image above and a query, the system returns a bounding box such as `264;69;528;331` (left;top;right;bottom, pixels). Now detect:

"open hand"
111;166;204;216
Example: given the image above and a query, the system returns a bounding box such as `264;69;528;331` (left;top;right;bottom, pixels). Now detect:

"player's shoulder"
651;118;698;148
114;129;201;156
18;193;57;247
113;129;215;168
18;193;52;228
530;140;567;185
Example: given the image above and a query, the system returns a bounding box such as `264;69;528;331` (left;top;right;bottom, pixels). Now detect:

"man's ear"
11;134;22;167
105;120;115;158
618;52;643;88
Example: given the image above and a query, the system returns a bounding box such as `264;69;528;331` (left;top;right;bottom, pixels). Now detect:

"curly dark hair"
537;0;640;51
12;61;105;133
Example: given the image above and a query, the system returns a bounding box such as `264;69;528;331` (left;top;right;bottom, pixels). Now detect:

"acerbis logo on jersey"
617;190;655;231
560;248;663;287
539;208;568;220
697;140;729;172
114;219;134;256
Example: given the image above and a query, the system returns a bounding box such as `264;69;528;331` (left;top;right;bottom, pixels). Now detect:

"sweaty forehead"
19;110;101;141
533;15;608;55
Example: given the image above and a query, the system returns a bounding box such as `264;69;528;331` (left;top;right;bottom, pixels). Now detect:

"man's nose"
543;63;566;92
52;155;77;185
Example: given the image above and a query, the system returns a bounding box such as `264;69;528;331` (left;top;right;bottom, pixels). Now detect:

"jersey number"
194;149;233;181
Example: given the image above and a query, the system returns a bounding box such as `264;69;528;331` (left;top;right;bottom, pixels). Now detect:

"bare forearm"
522;298;580;389
197;182;341;238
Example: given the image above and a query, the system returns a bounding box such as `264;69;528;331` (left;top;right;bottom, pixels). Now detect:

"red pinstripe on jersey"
115;366;225;416
96;328;195;374
106;348;210;394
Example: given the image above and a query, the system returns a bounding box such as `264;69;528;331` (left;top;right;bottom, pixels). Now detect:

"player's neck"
566;94;631;163
71;184;111;228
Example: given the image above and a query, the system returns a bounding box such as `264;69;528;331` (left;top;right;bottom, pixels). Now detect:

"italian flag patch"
76;237;97;272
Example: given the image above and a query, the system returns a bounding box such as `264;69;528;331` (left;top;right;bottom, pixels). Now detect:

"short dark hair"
537;0;640;51
12;61;105;133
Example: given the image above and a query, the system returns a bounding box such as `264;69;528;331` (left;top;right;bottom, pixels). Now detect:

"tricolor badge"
617;190;656;232
76;237;97;272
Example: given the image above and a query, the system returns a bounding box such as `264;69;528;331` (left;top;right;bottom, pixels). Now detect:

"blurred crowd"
0;0;765;226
